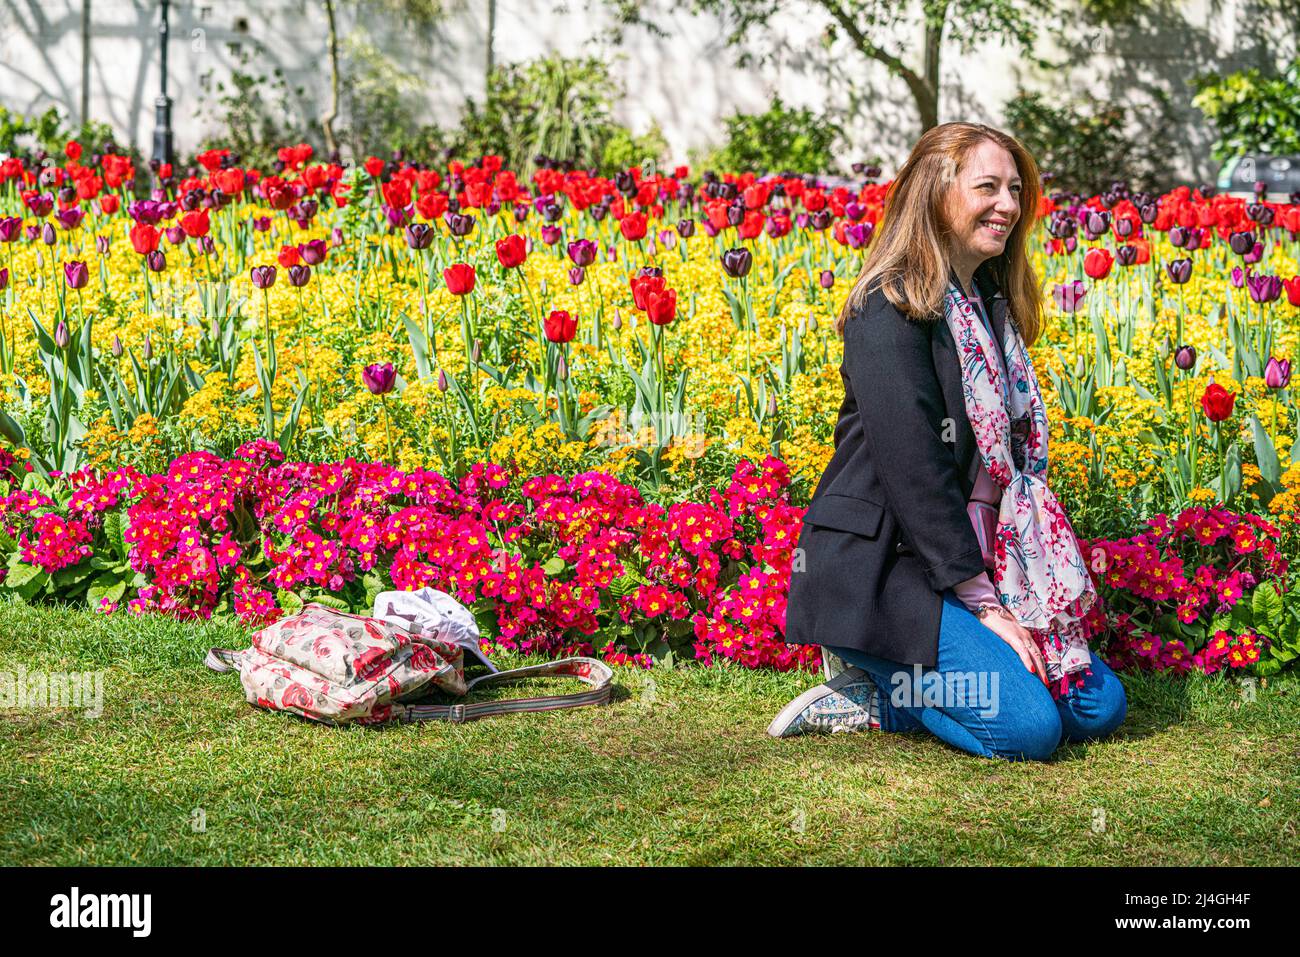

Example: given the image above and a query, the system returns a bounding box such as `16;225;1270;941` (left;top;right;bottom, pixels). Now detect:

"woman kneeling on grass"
770;122;1127;760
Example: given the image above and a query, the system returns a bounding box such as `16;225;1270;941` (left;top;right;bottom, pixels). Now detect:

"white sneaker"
822;647;850;682
767;667;882;738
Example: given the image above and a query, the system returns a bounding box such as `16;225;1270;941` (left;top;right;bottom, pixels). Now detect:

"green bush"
1192;57;1300;162
449;55;631;176
1003;89;1175;195
694;97;843;176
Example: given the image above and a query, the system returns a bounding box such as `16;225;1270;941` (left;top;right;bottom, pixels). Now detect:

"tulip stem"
380;394;395;464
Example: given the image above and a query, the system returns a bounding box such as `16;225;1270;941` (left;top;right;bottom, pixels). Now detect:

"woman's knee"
1060;661;1128;743
988;696;1062;761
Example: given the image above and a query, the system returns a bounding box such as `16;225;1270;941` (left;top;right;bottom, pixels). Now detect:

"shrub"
1192;57;1300;163
695;97;843;176
1004;89;1175;195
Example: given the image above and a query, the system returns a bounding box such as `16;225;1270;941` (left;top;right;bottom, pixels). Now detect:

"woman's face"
945;139;1023;267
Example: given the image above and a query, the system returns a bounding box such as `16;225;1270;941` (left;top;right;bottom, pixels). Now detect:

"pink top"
951;284;1003;612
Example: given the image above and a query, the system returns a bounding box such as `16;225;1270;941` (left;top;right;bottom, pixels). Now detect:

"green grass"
1;597;1297;865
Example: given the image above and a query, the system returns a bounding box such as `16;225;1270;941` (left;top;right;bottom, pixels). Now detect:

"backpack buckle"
447;703;466;724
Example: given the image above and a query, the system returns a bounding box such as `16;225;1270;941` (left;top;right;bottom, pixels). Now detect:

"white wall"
0;0;1293;181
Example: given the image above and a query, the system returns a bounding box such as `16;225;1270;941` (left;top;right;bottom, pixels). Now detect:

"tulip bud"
472;340;481;363
1174;345;1196;370
819;269;834;289
111;334;123;357
54;320;70;349
143;334;153;359
437;368;448;393
362;362;396;395
1265;356;1292;390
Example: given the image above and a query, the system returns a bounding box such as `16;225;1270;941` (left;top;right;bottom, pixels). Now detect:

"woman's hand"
979;609;1049;684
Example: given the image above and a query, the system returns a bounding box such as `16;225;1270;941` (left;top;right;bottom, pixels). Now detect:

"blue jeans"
824;591;1127;761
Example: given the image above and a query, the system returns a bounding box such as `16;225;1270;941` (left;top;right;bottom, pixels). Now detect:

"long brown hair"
835;123;1043;345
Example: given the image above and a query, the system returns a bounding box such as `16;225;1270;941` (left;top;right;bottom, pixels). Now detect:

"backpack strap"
205;647;244;673
402;656;614;724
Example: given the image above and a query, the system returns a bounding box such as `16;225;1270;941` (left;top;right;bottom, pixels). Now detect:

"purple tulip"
721;247;753;278
28;194;54;217
362;362;396;395
1174;345;1196;370
403;223;433;250
63;260;89;289
54;321;70;349
568;266;585;286
1265;356;1291;389
1231;266;1245;288
1168;226;1187;248
0;268;7;291
1229;231;1255;256
437;368;449;393
443;212;475;237
1116;244;1139;267
253;216;272;233
299;239;327;264
41;223;56;245
112;335;123;357
330;227;345;247
676;219;695;238
0;217;21;243
541;224;561;246
250;265;277;289
1244;242;1264;265
287;264;312;287
1247;274;1282;304
567;239;597;267
25;225;39;241
56;208;85;231
1165;258;1192;284
143;334;153;360
95;235;111;255
658;229;677;250
845;222;873;249
145;250;166;272
166;226;185;245
198;236;215;254
819;269;835;289
1052;280;1088;312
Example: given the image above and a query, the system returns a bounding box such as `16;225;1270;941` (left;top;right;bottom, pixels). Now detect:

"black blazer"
782;260;1010;667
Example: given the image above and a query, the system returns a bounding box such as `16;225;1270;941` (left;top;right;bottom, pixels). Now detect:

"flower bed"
0;443;816;671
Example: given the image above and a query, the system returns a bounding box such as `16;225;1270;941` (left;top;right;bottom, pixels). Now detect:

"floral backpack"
205;603;613;726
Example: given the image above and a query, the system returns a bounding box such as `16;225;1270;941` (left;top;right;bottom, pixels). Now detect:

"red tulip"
1083;247;1113;279
364;156;384;178
630;274;666;311
544;309;578;343
180;209;210;238
495;233;527;269
99;194;120;215
1283;276;1300;307
129;222;159;255
277;244;301;268
646;288;677;326
619;211;647;242
443;263;476;296
1201;382;1236;422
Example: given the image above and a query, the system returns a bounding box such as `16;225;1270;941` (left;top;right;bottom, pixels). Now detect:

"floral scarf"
943;278;1098;698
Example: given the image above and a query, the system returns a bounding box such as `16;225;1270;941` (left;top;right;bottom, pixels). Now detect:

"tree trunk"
81;0;92;126
320;0;341;158
919;13;943;130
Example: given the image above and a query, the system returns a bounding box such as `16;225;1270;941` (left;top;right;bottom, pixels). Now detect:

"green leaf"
277;589;304;615
1251;580;1284;632
86;573;127;607
1250;413;1281;485
541;555;567;576
4;559;44;589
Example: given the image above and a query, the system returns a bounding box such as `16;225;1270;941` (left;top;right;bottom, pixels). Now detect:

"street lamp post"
151;0;174;167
